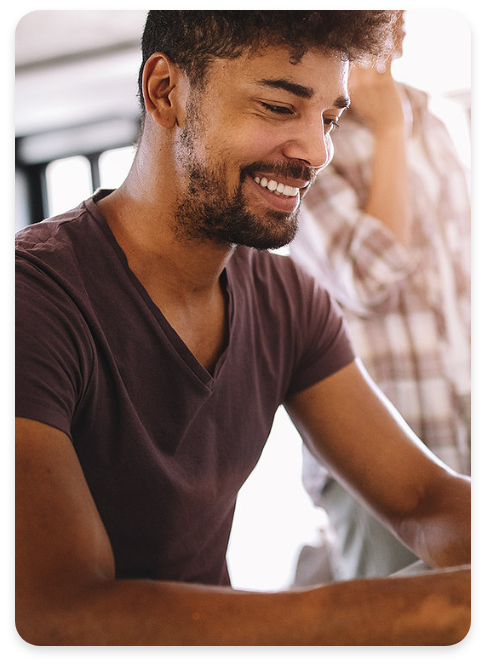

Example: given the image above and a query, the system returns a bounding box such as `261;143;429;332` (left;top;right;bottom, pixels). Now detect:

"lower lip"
246;176;300;214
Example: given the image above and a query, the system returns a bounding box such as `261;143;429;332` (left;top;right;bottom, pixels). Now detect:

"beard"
172;105;315;250
173;160;304;251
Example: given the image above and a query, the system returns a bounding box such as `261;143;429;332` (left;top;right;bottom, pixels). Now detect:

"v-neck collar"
86;192;235;389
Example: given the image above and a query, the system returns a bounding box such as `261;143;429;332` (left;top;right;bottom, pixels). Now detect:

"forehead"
202;47;350;108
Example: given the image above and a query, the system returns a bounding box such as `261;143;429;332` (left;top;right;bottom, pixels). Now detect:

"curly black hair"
138;10;401;107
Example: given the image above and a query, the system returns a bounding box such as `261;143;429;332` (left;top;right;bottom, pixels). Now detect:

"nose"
281;117;333;171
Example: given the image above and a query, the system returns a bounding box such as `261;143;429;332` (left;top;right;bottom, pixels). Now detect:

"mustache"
240;160;317;185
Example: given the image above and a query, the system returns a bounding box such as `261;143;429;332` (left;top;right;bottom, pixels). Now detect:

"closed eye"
261;102;293;116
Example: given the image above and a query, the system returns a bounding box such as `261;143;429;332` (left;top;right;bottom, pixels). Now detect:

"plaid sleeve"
292;165;420;318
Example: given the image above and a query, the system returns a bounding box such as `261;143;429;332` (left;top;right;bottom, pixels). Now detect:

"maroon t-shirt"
15;192;355;586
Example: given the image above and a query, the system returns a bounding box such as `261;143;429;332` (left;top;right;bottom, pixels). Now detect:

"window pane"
46;155;92;217
99;145;136;190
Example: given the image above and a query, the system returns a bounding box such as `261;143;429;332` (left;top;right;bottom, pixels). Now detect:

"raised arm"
16;414;470;646
347;62;413;248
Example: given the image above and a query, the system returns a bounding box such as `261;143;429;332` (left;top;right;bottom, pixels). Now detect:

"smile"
253;176;299;198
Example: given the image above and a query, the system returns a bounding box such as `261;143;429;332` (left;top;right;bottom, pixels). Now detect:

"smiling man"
15;11;470;645
134;45;350;254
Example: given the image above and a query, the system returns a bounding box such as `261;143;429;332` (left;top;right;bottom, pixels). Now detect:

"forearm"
24;579;309;646
309;568;470;646
365;126;413;248
20;569;470;646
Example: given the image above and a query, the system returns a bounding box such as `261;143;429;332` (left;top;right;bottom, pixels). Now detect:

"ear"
142;53;185;129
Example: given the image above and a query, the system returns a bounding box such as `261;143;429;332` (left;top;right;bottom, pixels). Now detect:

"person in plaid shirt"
291;12;471;584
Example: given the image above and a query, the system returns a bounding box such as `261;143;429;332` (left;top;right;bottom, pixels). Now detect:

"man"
16;11;470;645
290;11;471;584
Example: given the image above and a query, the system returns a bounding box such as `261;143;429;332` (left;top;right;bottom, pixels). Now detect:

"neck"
96;152;235;300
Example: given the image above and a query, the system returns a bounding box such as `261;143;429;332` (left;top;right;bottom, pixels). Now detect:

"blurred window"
45;155;92;217
99;145;136;190
43;146;135;220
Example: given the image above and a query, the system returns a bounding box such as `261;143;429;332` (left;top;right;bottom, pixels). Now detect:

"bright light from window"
393;10;471;96
99;145;136;190
46;155;92;217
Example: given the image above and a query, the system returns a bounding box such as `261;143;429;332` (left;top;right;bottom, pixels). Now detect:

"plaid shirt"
290;85;471;492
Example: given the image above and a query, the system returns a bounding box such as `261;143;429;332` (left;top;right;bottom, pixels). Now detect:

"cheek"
243;120;289;153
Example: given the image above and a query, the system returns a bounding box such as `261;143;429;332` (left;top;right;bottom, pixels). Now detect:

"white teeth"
252;176;299;198
283;185;296;196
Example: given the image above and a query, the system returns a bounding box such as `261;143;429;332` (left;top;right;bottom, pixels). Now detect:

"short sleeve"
15;254;93;438
285;261;356;398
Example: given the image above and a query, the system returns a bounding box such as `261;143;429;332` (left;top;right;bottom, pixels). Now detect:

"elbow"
16;607;97;647
395;471;471;570
16;609;64;646
15;587;103;646
334;263;406;317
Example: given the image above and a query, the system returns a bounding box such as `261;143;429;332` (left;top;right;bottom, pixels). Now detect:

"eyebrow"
256;78;350;109
257;78;314;99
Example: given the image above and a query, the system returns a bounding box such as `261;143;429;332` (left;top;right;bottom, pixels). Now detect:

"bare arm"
16;416;469;646
348;63;413;247
285;360;470;569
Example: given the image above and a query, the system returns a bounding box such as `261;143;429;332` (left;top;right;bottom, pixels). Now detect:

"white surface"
227;407;327;591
